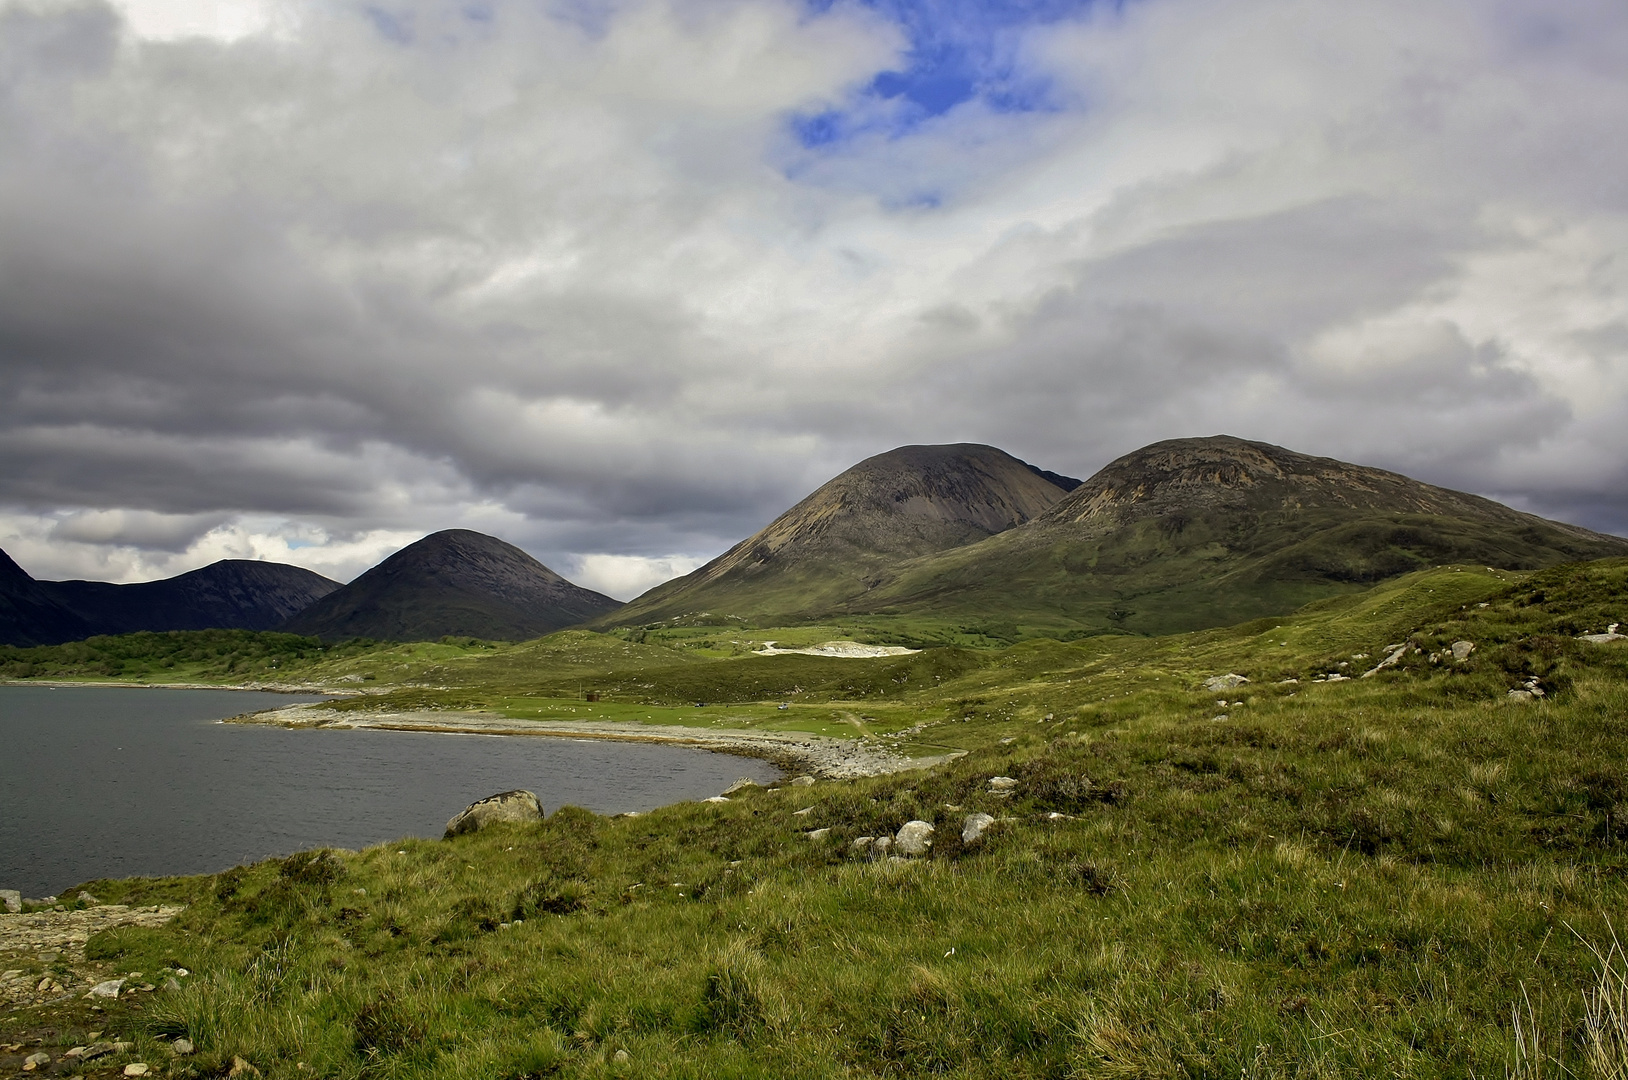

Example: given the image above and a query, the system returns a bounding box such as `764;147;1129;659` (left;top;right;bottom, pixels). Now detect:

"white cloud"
2;0;1627;597
568;553;708;601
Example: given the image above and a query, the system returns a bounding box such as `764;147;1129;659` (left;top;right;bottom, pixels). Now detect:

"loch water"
0;685;778;896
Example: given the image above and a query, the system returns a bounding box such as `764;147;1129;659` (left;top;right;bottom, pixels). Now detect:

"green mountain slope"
283;529;621;642
847;435;1628;636
603;444;1078;626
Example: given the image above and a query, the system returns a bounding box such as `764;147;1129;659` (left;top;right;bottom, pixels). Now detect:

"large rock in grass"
895;820;935;856
444;790;544;838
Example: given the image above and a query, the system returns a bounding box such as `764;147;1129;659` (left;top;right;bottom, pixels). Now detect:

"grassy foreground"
9;560;1628;1076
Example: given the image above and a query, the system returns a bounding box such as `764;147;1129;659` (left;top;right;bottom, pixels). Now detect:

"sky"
2;0;1626;600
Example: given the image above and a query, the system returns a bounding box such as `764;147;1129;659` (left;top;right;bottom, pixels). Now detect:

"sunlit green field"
8;559;1628;1076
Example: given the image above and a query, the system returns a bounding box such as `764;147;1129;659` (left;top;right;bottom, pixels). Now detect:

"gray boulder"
895;820;935;856
1203;674;1249;692
1451;640;1475;662
0;889;19;913
962;813;996;844
444;790;545;838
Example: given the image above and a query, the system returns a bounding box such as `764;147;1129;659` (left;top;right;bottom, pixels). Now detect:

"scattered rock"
987;776;1018;792
702;796;730;804
87;978;125;999
163;977;182;991
171;1039;195;1056
77;891;102;906
872;836;893;857
1579;624;1625;644
229;1055;260;1077
792;806;815;816
722;778;760;795
852;836;875;853
1451;641;1475;662
895;820;935;856
806;828;831;841
74;1042;123;1060
999;737;1016;745
789;775;816;787
1508;689;1535;703
1361;643;1410;678
444;790;544;838
1203;674;1249;692
0;890;19;913
23;1052;50;1069
962;813;996;844
1212;714;1229;722
125;1064;151;1077
613;1049;631;1063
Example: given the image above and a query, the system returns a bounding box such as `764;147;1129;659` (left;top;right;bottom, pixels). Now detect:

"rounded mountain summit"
281;530;621;643
607;443;1081;625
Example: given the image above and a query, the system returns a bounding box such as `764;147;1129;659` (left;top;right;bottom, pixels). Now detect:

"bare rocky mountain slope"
282;529;622;642
603;444;1080;626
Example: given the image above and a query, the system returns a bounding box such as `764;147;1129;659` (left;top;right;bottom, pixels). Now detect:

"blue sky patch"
795;0;1106;146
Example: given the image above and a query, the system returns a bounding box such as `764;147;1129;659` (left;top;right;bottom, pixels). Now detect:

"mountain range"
5;436;1626;648
0;551;339;647
602;436;1628;637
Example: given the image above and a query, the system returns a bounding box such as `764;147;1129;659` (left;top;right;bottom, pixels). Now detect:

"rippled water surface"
0;685;777;895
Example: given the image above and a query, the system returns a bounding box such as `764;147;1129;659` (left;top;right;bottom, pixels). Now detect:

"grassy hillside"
9;559;1628;1076
844;505;1628;639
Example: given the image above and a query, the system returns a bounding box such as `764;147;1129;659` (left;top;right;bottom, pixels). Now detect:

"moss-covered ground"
6;560;1628;1075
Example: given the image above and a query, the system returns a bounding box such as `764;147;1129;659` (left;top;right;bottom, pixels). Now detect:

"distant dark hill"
282;530;622;642
39;560;340;637
605;444;1079;626
0;548;90;647
848;436;1628;636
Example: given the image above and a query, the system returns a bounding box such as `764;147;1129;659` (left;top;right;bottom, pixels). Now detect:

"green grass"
17;559;1628;1076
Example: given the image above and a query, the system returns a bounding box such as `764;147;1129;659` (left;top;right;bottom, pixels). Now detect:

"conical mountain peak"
282;530;621;642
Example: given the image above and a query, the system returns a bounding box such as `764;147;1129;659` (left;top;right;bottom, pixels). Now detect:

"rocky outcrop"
444;790;545;837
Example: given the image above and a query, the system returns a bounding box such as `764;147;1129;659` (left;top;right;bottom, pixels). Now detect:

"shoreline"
232;704;963;780
1;678;357;695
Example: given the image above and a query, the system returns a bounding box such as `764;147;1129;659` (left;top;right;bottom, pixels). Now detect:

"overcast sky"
2;0;1626;599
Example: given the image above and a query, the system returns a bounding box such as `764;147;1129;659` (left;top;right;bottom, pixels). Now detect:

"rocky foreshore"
0;902;186;1010
231;705;961;779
